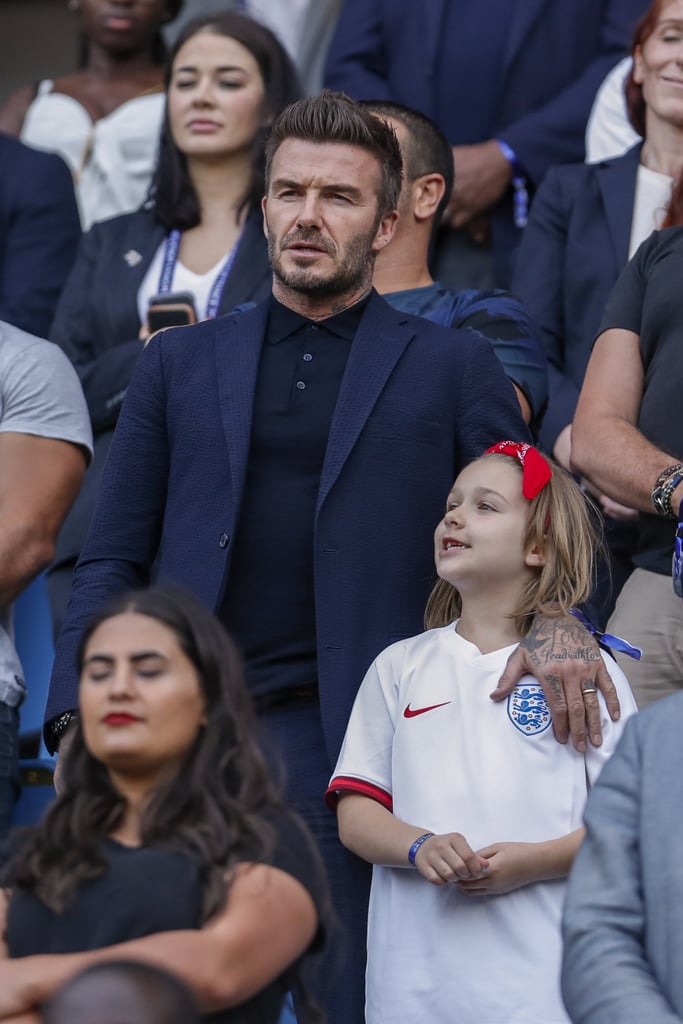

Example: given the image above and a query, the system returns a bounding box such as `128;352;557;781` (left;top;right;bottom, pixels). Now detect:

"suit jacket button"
219;533;230;548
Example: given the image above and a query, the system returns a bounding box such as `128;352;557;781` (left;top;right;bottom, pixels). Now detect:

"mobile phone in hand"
147;292;198;332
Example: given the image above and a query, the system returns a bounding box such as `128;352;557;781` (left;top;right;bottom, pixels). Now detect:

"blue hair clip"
569;607;642;661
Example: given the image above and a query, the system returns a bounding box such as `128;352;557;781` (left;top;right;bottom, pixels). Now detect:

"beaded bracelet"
651;464;683;517
408;832;435;866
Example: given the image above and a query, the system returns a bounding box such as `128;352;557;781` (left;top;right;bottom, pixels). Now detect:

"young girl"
326;441;638;1024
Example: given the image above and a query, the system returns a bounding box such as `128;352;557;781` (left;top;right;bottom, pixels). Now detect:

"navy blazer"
49;206;271;567
0;133;81;337
511;144;640;451
324;0;645;280
46;291;529;757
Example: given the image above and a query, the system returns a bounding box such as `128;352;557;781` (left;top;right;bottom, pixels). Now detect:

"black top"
219;294;368;699
598;226;683;575
6;807;326;1024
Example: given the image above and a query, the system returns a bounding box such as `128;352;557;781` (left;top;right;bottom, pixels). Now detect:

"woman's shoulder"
0;83;41;136
536;144;640;204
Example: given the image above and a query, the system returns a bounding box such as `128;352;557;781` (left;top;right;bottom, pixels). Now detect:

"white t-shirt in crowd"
328;623;638;1024
137;240;232;325
628;163;673;257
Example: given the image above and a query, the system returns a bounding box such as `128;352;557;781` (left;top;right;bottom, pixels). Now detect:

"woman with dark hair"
511;0;683;625
0;585;326;1023
0;0;185;229
45;11;302;637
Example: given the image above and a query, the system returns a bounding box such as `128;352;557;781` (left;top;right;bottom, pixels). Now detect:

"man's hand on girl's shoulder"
489;613;620;751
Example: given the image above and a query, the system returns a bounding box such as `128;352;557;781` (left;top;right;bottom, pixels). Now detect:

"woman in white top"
511;0;683;626
44;11;301;637
0;0;183;228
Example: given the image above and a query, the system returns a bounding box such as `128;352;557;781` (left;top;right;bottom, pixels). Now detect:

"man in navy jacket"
46;94;618;1024
0;134;80;337
325;0;646;286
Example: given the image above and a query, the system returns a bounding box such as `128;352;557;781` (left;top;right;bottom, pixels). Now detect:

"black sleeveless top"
6;808;326;1024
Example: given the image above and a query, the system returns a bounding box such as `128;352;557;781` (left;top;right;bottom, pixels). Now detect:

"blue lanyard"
569;607;642;660
157;228;243;319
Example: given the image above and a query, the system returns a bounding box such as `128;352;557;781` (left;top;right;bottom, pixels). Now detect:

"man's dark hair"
361;100;454;221
265;90;403;217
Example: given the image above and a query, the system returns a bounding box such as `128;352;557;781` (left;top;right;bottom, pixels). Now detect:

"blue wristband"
495;139;528;229
408;832;434;866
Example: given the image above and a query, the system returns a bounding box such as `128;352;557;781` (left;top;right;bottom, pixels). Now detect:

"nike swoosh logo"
403;701;452;718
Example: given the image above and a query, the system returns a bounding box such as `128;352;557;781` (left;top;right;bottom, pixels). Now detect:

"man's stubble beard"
267;225;377;298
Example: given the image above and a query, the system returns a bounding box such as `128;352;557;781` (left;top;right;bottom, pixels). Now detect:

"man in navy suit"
324;0;647;287
0;134;80;338
46;93;620;1024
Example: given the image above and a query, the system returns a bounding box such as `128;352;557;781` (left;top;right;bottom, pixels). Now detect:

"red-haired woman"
512;0;683;625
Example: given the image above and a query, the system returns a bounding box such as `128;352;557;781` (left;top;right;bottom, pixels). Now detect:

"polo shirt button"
296;380;306;390
219;533;230;548
310;324;319;332
303;353;313;361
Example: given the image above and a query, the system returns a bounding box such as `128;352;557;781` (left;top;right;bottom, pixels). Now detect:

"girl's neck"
188;155;252;226
455;588;524;653
106;772;158;847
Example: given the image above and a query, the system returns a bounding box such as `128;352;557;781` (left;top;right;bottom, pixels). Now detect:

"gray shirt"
0;322;92;706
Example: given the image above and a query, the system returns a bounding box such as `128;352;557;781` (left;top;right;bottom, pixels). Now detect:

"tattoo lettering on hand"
521;617;601;666
543;672;563;702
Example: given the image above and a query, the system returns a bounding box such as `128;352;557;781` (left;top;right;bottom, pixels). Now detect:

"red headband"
484;440;552;499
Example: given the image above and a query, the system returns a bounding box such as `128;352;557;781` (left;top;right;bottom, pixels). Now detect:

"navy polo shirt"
219;293;369;700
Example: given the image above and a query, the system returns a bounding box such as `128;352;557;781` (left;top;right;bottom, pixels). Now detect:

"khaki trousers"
607;567;683;710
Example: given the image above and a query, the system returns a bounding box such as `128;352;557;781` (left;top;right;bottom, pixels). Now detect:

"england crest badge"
507;683;552;735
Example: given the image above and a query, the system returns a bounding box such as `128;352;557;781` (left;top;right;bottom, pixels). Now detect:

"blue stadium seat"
12;573;56;826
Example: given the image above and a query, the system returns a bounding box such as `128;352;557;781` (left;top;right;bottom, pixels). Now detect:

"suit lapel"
502;0;546;74
213;302;269;502
597;144;642;266
317;293;415;514
118;213;167;319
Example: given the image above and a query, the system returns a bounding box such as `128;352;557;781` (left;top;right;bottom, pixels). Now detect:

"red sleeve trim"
325;776;393;813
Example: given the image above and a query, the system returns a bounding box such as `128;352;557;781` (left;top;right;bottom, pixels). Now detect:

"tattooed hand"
490;614;621;751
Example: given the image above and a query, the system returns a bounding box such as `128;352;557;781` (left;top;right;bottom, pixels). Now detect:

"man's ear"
413;173;446;223
525;542;546;569
372;208;399;252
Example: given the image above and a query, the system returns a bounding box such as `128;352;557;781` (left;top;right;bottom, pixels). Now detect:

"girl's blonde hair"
424;452;604;635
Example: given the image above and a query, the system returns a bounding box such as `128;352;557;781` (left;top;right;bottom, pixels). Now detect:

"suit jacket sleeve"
501;0;644;182
0;148;81;339
561;716;683;1023
45;331;171;731
323;0;393;97
50;221;145;433
511;165;580;450
456;332;532;458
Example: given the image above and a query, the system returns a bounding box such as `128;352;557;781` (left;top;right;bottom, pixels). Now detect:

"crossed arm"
0;863;318;1019
338;793;583;895
572;327;683;514
0;432;86;610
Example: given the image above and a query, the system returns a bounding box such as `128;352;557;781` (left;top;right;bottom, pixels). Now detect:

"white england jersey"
328;623;637;1024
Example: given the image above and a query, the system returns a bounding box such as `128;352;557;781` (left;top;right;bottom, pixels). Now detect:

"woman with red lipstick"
327;443;637;1024
42;11;301;641
0;0;184;229
0;585;327;1024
